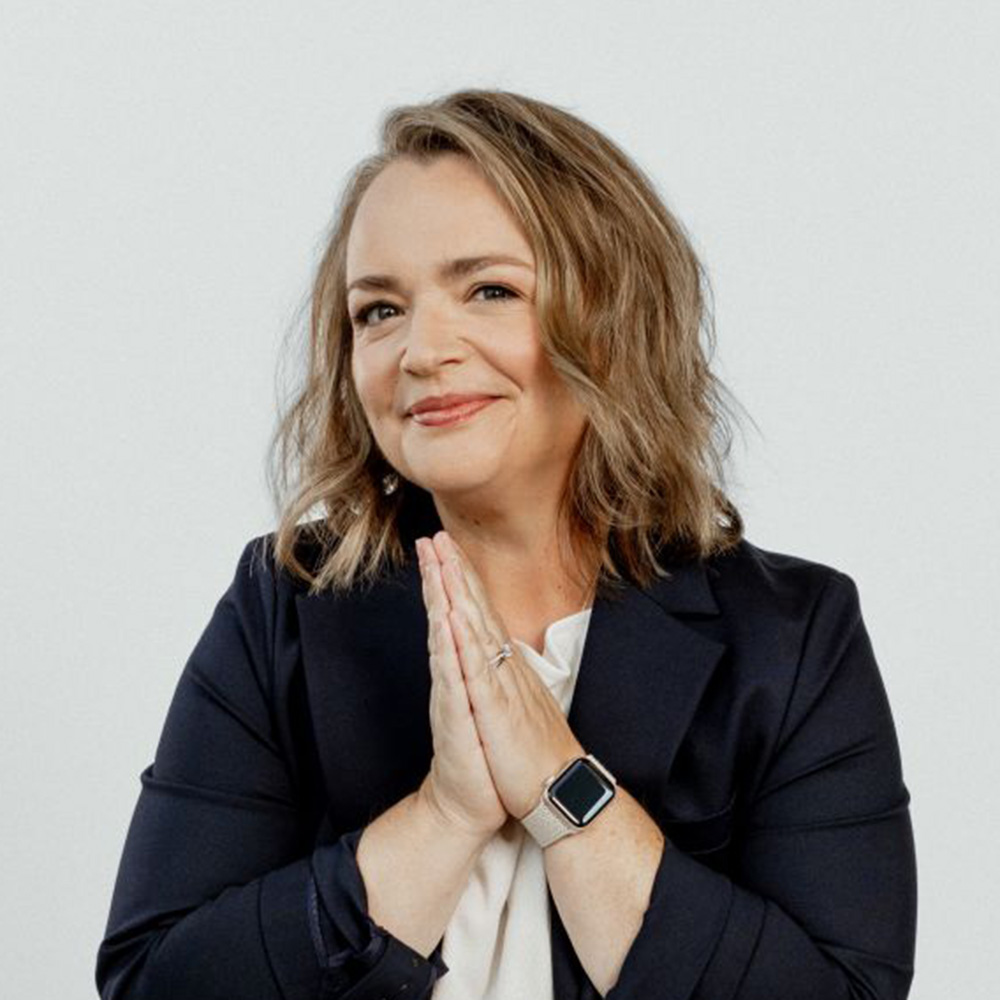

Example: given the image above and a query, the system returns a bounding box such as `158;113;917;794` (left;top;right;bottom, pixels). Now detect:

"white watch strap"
522;793;575;848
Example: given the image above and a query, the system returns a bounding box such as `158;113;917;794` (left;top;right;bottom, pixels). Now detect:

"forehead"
346;155;532;272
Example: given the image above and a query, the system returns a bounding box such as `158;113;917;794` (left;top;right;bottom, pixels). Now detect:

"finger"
439;556;508;662
418;541;437;630
432;547;517;692
430;614;465;700
449;604;492;694
418;539;465;695
433;532;494;618
434;535;512;661
429;533;487;616
419;537;452;618
428;537;513;696
423;542;470;661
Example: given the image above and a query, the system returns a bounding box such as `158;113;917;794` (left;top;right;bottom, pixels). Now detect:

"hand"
416;536;508;841
427;530;586;821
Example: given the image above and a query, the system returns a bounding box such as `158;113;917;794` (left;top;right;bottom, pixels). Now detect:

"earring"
381;472;399;495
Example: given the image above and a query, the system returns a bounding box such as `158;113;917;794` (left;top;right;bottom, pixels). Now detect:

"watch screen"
549;760;615;825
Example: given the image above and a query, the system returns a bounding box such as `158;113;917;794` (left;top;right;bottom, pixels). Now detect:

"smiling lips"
409;396;498;427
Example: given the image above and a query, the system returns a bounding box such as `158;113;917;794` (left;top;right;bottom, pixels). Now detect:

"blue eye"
351;284;518;329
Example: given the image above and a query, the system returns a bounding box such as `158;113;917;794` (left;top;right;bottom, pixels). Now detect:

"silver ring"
487;641;513;669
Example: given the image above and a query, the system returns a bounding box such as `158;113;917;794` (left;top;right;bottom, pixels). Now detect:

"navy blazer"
96;492;917;999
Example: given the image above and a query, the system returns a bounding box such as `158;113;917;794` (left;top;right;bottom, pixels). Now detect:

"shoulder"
235;523;326;598
214;528;326;718
213;528;322;663
700;536;864;663
707;536;858;610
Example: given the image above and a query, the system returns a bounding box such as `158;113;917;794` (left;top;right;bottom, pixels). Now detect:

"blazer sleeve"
95;539;448;1000
605;570;917;1000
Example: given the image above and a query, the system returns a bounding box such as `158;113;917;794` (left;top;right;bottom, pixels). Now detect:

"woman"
96;90;917;1000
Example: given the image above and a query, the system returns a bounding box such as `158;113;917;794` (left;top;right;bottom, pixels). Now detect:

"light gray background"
2;2;996;997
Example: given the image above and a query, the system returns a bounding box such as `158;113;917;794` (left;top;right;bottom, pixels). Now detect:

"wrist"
415;782;496;853
519;752;618;849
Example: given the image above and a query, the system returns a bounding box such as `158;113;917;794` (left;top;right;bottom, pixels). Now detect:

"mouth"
408;397;498;428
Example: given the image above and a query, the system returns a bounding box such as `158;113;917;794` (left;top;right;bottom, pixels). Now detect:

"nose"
399;297;466;376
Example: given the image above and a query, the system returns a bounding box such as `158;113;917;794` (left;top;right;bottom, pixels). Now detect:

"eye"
350;284;518;330
351;300;399;328
472;283;518;303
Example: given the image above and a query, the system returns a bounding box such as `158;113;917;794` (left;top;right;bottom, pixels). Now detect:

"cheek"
352;349;395;413
527;351;587;435
494;332;550;390
519;336;572;403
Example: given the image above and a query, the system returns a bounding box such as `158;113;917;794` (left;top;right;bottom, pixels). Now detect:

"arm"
355;783;491;961
542;782;666;996
550;571;918;1000
95;539;450;1000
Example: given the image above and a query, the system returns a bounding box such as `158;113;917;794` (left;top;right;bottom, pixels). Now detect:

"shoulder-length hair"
266;88;748;596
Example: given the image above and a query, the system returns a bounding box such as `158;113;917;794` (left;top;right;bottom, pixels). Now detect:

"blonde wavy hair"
265;88;749;596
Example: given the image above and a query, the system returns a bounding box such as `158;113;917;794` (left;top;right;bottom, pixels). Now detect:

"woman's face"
346;153;588;507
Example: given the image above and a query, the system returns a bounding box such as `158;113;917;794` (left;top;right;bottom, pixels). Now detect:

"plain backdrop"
1;2;997;997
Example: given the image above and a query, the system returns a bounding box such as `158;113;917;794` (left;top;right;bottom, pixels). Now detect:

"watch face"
548;758;615;826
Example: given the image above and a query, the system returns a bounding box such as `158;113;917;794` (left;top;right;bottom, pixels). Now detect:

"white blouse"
432;606;594;1000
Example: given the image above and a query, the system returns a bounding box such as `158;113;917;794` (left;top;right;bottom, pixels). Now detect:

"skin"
346;152;596;648
347;154;664;996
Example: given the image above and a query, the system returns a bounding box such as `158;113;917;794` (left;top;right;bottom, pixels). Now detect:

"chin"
403;459;503;497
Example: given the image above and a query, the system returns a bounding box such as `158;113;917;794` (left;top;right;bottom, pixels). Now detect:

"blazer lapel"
295;489;449;833
567;561;726;812
551;559;727;999
296;552;434;834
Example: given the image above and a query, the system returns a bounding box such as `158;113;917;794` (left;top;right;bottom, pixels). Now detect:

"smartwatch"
520;753;617;848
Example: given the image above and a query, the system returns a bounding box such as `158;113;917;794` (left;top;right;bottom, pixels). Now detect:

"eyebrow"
346;254;534;296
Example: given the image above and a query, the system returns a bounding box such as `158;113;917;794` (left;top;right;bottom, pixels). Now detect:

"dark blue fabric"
307;827;448;996
96;490;917;999
95;527;448;1000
